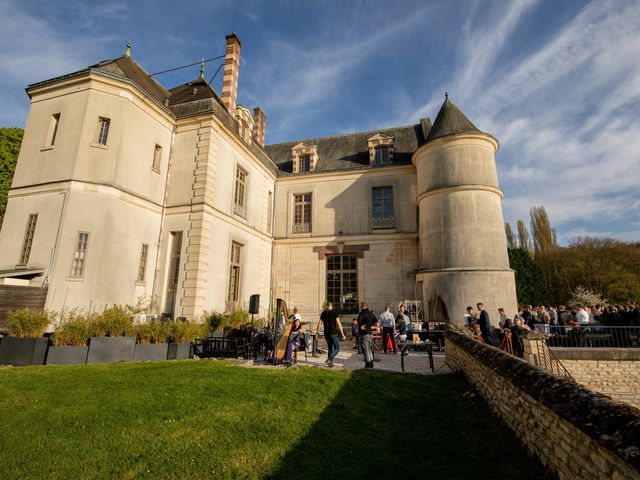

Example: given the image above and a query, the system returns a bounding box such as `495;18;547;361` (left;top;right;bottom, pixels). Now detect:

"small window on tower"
152;144;162;172
95;117;110;145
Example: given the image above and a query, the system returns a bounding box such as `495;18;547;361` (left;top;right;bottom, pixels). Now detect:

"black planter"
46;346;89;365
134;343;169;362
87;336;136;364
167;342;191;360
0;337;49;366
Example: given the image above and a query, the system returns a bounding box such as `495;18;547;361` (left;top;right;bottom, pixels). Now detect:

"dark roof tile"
426;97;481;142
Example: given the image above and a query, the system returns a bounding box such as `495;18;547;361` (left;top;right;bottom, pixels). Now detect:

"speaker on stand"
248;294;260;360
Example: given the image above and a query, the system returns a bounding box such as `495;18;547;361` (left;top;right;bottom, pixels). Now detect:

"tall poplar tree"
517;219;532;253
0;127;23;228
530;205;557;253
505;223;517;249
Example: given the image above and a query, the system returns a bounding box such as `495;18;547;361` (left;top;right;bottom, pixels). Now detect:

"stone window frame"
371;186;395;229
234;105;255;144
95;117;111;146
43;113;61;149
292;192;312;233
233;165;248;218
367;133;394;165
18;213;38;266
137;243;149;283
291;142;318;173
227;241;243;303
152;144;162;173
70;231;90;278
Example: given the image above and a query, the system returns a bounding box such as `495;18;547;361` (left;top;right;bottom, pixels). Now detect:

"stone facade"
446;330;640;480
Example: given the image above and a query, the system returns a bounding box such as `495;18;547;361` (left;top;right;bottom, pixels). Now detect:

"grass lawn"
0;361;552;479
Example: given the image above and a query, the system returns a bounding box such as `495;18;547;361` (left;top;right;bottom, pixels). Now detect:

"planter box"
167;342;191;360
134;343;169;362
0;337;49;366
46;346;89;365
87;336;136;364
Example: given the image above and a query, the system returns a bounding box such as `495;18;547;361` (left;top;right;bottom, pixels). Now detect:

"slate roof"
265;119;432;175
426;96;481;142
90;55;171;105
168;76;225;107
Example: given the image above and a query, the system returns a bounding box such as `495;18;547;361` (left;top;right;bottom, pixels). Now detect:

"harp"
273;298;294;364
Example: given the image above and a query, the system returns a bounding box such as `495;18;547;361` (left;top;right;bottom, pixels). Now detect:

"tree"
505;223;517;249
0;127;23;229
508;248;549;306
529;205;557;253
517;219;532;253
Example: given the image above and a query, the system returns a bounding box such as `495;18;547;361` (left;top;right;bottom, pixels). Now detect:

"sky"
1;0;639;244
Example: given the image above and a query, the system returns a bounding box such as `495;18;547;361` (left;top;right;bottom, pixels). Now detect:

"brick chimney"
253;107;266;147
222;33;242;113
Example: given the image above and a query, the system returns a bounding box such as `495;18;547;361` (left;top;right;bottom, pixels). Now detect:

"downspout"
43;190;67;286
268;175;277;323
150;124;176;315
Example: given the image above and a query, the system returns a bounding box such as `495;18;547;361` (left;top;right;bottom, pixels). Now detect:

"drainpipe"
43;190;67;286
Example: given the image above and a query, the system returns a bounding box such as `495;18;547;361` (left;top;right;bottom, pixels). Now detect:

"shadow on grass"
266;371;555;480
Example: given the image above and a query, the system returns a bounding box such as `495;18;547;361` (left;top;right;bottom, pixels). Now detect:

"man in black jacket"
476;302;493;345
357;302;375;368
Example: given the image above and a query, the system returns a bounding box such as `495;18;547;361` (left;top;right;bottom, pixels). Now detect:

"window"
71;232;89;277
299;154;311;172
96;117;110;145
47;113;60;146
326;255;358;313
233;166;247;217
19;214;38;265
137;244;149;282
227;242;243;302
266;191;273;234
374;146;389;165
152;144;162;172
293;193;312;233
164;232;183;316
372;187;394;229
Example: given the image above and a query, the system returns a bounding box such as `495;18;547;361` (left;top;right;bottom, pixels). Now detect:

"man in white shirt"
575;306;590;326
379;306;397;353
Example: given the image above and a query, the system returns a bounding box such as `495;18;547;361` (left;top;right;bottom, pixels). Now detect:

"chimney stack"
253;107;266;147
222;33;242;114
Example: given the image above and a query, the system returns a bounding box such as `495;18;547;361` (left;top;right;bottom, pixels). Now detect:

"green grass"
0;361;552;479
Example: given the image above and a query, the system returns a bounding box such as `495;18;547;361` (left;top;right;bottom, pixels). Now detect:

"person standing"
379;306;397;353
357;302;375;368
476;302;493;345
397;305;412;342
317;302;345;368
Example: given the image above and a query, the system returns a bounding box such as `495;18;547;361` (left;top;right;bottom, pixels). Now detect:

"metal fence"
533;325;640;348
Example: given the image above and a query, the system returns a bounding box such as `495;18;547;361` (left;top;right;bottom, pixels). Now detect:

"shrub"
51;310;95;346
7;309;50;338
135;321;171;344
93;306;134;337
170;320;208;343
204;309;249;333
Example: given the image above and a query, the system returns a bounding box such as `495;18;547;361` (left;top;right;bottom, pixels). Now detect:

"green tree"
529;205;557;253
516;219;532;253
508;247;549;306
504;222;517;249
0;127;23;228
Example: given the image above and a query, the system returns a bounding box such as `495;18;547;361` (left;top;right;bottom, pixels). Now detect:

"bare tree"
505;223;517;249
530;205;557;253
517;219;532;253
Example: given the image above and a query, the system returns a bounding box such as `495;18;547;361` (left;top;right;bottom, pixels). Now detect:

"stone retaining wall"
552;348;640;409
445;330;640;480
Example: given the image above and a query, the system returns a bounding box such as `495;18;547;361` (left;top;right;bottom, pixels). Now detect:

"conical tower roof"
426;95;481;142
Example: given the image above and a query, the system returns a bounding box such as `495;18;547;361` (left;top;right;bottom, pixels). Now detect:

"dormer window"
291;143;318;173
234;105;254;144
374;146;389;165
367;133;394;165
300;154;311;172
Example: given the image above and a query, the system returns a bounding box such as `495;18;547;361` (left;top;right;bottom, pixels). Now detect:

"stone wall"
552;348;640;409
445;330;640;480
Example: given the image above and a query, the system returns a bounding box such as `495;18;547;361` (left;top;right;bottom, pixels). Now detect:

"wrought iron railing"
292;222;311;233
233;203;246;218
534;325;640;348
371;216;394;229
525;334;575;381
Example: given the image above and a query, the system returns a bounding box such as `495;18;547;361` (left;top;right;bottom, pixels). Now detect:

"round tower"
414;96;517;324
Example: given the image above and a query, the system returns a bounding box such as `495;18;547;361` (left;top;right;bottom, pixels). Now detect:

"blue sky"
1;0;639;244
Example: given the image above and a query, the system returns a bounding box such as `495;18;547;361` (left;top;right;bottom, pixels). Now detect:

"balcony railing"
233;203;246;218
371;216;394;229
534;325;640;348
292;222;311;233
